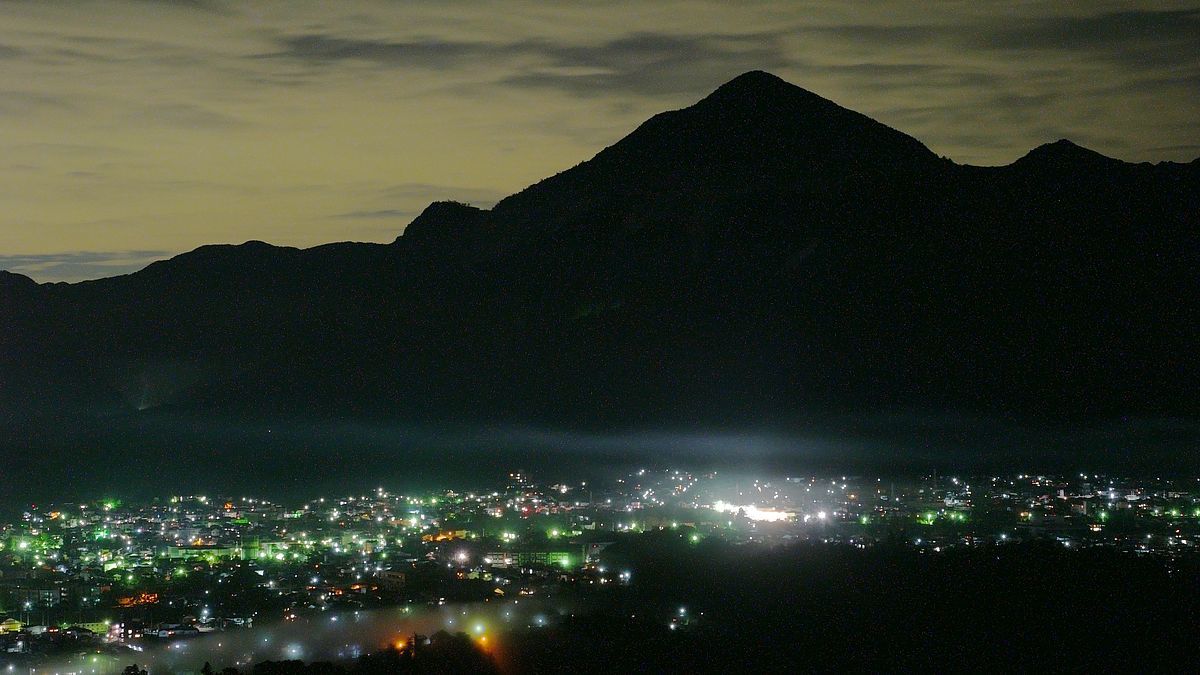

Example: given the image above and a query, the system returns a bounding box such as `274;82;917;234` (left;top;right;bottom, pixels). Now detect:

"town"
4;468;1200;671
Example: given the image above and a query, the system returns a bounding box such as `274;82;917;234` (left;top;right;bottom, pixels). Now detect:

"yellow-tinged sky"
1;0;1197;281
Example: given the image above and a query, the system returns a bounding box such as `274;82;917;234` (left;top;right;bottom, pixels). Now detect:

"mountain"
1011;138;1122;170
3;71;1198;428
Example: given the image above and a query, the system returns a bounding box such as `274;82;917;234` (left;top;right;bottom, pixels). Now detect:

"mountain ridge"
2;71;1196;427
5;73;1192;289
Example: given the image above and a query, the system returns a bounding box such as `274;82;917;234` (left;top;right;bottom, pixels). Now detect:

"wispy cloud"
262;30;790;96
377;183;503;206
332;209;415;220
125;102;245;129
0;250;172;283
503;32;791;96
260;34;490;67
128;0;230;13
979;9;1200;68
0;90;73;115
331;183;504;231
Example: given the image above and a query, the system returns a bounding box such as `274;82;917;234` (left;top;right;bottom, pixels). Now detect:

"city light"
0;468;1193;670
712;501;795;522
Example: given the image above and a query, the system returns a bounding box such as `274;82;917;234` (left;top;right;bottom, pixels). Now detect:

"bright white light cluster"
712;501;794;522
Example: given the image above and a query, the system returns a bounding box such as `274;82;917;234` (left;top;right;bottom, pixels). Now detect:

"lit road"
9;597;570;674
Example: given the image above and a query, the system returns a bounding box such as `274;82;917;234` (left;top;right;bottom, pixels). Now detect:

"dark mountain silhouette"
1012;138;1122;170
3;71;1197;427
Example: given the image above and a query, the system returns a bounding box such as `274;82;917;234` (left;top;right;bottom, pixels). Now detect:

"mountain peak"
0;269;37;290
397;201;487;246
709;70;795;96
687;70;936;164
1014;139;1119;169
491;71;938;222
695;70;833;114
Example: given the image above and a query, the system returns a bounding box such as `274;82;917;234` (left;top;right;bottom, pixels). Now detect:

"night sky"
1;1;1197;281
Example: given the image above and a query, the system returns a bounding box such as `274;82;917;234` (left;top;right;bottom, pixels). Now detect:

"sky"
1;1;1196;282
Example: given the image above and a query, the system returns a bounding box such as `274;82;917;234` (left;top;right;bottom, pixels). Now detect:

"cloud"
259;34;489;67
809;10;1200;66
0;250;172;283
1143;143;1200;156
263;30;791;96
125;102;245;129
1095;70;1200;97
0;90;73;115
980;9;1200;67
818;64;998;94
818;62;942;77
129;0;230;12
503;32;791;96
3;141;129;155
330;183;505;230
332;209;415;220
377;183;504;206
805;23;946;46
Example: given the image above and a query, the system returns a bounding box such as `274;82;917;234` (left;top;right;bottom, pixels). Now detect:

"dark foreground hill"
2;71;1198;429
